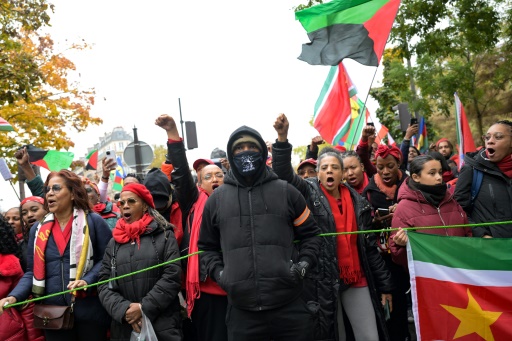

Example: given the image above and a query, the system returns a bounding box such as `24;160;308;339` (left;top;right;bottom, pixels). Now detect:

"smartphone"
410;118;418;125
105;150;116;161
377;208;390;216
367;122;375;127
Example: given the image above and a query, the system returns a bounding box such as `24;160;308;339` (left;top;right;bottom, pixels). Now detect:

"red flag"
454;93;476;170
313;63;352;145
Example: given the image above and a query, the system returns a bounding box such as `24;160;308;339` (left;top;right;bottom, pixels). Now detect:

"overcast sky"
1;0;383;210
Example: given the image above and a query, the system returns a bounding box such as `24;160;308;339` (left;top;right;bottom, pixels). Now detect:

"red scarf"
321;184;362;285
113;213;153;247
186;188;215;317
93;203;106;214
52;217;73;255
494;154;512;178
373;172;402;200
352;172;369;194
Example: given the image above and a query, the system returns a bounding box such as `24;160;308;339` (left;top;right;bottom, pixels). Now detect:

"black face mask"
232;151;263;177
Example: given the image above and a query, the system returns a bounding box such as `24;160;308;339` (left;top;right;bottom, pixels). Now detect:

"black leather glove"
290;261;309;281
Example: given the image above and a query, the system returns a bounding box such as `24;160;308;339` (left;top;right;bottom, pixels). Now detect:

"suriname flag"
407;233;512;341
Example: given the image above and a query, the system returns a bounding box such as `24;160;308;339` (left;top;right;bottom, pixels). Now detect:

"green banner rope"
4;220;511;309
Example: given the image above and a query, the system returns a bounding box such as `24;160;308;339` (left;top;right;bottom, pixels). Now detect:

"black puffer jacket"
454;149;512;237
98;220;182;341
198;126;322;311
272;141;394;341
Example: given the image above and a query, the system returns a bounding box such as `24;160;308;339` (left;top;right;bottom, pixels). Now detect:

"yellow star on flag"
441;288;502;341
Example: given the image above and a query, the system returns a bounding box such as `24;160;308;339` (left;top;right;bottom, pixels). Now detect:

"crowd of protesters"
0;114;510;341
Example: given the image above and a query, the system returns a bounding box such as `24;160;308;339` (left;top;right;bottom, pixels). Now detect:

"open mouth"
47;199;57;207
347;177;358;185
28;218;36;225
212;184;219;190
123;213;132;221
487;148;496;157
325;176;335;187
382;177;392;184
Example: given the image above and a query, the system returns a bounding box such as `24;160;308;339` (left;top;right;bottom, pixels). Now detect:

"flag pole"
347;66;380;150
9;180;21;201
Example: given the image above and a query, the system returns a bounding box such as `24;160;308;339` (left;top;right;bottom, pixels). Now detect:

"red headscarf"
20;196;45;207
121;183;155;208
113;183;155;247
375;145;402;164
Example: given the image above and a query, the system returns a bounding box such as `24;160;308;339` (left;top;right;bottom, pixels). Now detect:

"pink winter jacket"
0;254;45;341
389;179;471;269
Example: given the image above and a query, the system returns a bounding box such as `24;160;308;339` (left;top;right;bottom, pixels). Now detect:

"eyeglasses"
117;198;139;207
203;172;224;181
482;133;512;142
298;169;317;176
85;187;94;193
44;184;65;194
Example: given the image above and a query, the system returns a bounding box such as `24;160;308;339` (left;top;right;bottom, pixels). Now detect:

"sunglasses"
43;184;65;194
117;198;139;207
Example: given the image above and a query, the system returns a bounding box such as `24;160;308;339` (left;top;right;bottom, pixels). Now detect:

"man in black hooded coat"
198;125;322;341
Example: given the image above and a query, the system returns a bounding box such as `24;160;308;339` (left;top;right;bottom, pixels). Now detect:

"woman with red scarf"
455;119;512;238
98;183;182;340
81;177;119;230
272;114;394;341
0;170;112;341
362;144;411;341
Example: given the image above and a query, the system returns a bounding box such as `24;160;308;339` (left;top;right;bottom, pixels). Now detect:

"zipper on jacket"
436;207;448;235
248;189;262;310
489;184;497;213
61;257;66;300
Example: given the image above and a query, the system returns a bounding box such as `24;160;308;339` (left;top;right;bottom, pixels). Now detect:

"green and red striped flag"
0;116;14;131
313;62;353;145
407;233;512;341
296;0;401;66
454;93;477;170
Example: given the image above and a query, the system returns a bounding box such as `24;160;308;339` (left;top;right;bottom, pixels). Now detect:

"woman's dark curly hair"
44;170;92;212
0;215;22;257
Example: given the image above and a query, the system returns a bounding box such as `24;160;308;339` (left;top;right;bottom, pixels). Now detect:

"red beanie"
375;145;402;164
436;138;449;148
121;183;155;209
20;196;45;207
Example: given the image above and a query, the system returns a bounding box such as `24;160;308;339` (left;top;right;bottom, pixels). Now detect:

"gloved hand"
290;261;309;281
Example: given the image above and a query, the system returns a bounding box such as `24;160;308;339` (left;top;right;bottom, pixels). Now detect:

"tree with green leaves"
373;0;512;144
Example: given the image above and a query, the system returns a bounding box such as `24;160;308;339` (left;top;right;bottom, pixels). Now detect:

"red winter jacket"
389;178;471;269
0;254;45;341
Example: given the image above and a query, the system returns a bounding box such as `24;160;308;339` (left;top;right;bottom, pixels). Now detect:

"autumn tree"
149;145;167;169
0;0;102;173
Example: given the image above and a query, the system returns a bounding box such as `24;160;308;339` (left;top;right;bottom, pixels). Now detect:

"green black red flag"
296;0;400;66
25;144;74;171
